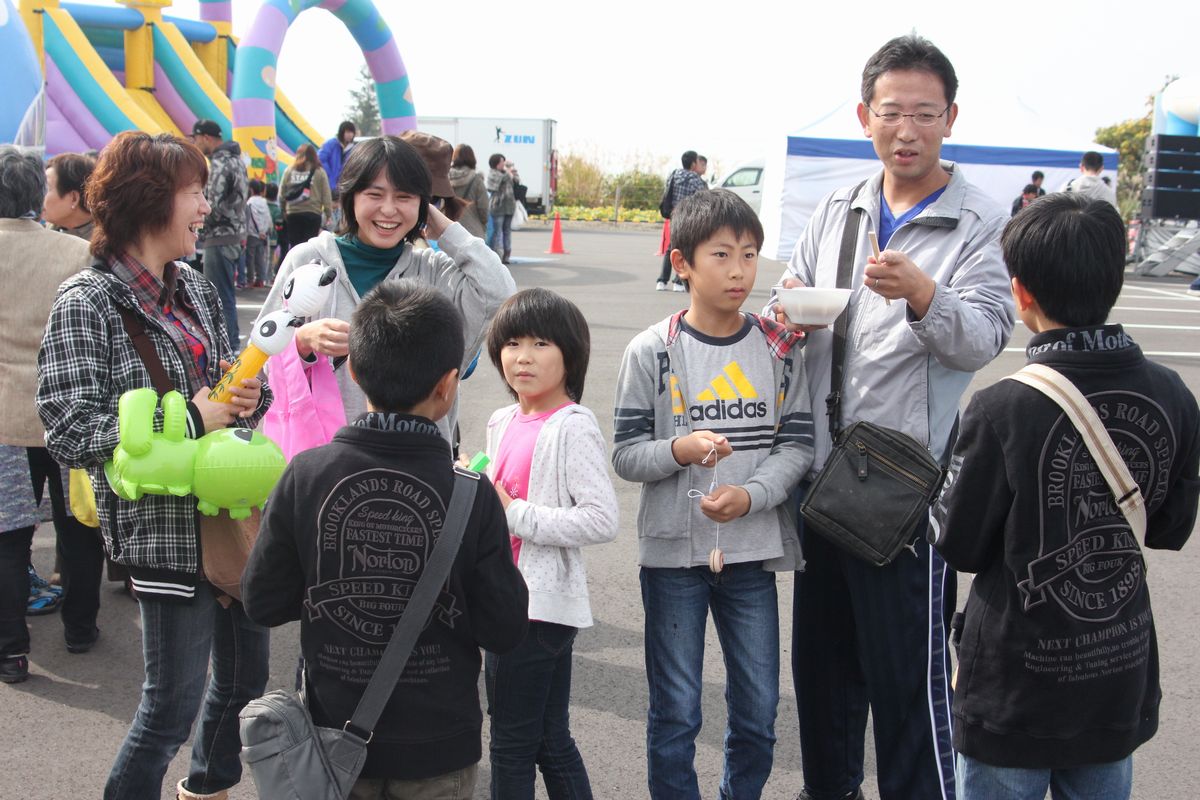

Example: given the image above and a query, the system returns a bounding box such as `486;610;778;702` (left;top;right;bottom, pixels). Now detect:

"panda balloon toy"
208;263;336;403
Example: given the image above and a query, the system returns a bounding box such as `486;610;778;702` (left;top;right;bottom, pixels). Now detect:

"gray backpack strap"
343;469;479;739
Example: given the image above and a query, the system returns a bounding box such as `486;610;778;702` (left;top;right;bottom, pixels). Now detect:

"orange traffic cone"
546;213;568;254
657;219;671;256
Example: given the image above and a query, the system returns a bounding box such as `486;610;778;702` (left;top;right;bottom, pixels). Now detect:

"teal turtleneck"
334;234;409;298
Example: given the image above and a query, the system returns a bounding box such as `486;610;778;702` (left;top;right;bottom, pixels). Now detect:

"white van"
717;159;765;213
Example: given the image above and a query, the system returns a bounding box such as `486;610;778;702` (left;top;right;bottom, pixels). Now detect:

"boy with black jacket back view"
242;280;528;799
933;194;1200;799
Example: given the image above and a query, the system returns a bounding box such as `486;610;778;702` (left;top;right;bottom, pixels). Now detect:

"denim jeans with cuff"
641;561;779;800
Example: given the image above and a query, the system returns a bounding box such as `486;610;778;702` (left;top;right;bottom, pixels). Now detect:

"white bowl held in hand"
775;287;853;326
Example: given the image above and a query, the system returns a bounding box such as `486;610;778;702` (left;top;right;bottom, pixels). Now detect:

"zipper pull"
856;442;868;480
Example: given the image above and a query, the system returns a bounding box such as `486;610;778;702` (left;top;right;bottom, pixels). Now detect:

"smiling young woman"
255;134;517;448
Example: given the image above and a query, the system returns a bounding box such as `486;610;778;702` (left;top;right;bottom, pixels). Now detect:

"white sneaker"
672;282;687;292
1188;287;1200;297
655;281;667;291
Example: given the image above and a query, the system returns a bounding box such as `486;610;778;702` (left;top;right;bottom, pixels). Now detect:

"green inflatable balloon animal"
104;388;285;519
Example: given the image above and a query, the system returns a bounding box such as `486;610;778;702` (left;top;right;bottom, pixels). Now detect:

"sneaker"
27;566;63;616
0;655;28;684
66;627;100;654
1188;276;1200;297
655;281;667;292
672;281;687;292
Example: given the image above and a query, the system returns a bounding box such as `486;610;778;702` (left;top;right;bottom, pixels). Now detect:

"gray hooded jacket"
767;163;1015;478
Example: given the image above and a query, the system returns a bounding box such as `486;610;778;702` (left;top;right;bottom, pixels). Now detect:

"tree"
1094;114;1151;220
344;65;381;137
555;152;607;207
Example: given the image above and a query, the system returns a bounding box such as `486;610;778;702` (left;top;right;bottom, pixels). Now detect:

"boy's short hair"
670;189;764;265
248;178;265;195
486;288;591;403
265;182;279;201
349;280;464;413
1081;151;1104;171
1002;193;1124;327
1022;184;1039;196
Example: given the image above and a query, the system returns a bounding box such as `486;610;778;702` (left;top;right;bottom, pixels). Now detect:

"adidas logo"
690;362;767;422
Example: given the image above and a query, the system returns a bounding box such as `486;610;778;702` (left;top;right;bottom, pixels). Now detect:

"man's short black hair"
681;150;698;170
486;288;591;404
671;189;764;266
1081;151;1104;172
1032;170;1045;181
861;34;958;107
1002;193;1124;327
349;280;464;413
489;153;505;169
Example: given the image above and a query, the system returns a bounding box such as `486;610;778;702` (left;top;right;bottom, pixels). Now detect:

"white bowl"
775;287;852;326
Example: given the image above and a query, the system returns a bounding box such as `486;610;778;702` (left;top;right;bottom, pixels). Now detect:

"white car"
717;159;765;213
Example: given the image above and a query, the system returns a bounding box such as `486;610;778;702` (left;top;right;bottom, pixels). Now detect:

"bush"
533;205;662;223
609;169;666;210
556;153;607;207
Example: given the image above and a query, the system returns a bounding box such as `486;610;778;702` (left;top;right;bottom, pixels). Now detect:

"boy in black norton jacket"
243;281;528;792
932;195;1200;798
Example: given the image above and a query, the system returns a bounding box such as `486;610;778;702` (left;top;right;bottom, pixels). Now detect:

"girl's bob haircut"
486;288;591;404
336;135;432;244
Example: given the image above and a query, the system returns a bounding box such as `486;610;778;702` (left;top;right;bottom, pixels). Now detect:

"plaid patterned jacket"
36;263;271;601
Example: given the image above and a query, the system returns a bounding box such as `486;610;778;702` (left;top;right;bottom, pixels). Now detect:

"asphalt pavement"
5;224;1199;799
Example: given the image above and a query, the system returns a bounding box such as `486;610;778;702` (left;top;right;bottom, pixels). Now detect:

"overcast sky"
65;0;1194;175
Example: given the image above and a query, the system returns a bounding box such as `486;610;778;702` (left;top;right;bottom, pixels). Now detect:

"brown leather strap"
115;305;175;396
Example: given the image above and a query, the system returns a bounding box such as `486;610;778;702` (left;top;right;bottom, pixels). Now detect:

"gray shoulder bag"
798;183;948;566
239;469;479;799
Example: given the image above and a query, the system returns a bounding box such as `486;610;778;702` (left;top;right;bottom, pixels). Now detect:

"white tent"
760;101;1120;261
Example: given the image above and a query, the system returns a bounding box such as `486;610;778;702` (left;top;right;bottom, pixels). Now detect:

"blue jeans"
204;243;241;345
487;213;513;255
103;592;270;799
956;753;1132;800
485;621;591;800
641;562;779;800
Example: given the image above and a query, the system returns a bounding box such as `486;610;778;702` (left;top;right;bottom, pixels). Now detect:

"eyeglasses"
867;106;949;127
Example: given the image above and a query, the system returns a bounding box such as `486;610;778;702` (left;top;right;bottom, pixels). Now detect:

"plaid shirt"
36;261;271;598
110;253;211;391
667;168;708;207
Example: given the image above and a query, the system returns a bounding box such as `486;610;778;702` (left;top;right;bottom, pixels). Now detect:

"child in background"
933;194;1200;799
245;179;272;288
482;288;619;800
265;181;283;278
612;189;813;799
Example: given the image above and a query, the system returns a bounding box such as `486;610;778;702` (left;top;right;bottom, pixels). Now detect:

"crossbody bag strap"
825;180;868;437
344;469;479;740
115;304;176;396
1006;364;1147;541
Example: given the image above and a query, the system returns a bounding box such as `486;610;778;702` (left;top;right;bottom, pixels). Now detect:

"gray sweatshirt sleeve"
430;222;517;372
612;332;686;483
907;213;1015;372
742;353;815;514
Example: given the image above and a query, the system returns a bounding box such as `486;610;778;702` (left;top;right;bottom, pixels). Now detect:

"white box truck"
417;117;557;214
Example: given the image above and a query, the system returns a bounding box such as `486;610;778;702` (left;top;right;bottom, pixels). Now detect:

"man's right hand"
672;430;733;467
295;318;350;358
773;276;829;335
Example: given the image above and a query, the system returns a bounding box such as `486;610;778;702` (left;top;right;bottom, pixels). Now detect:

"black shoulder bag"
658;172;676;219
798;184;947;566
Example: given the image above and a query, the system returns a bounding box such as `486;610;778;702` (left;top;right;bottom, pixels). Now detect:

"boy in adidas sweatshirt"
612;190;813;798
243;280;527;796
933;194;1200;799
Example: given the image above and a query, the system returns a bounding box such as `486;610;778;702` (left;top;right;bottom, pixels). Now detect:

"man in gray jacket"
767;35;1014;800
